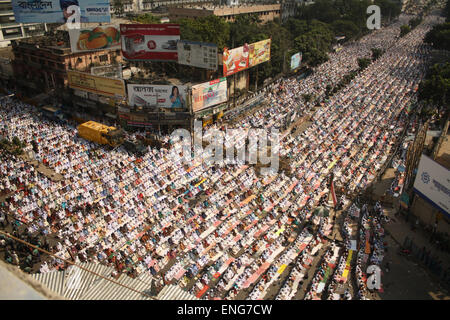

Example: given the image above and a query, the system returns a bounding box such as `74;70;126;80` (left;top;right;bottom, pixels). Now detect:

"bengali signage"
120;24;180;61
290;52;302;70
223;44;249;77
12;0;110;23
177;40;218;70
69;25;120;53
192;77;228;113
127;84;187;109
413;155;450;216
249;39;271;67
67;71;125;98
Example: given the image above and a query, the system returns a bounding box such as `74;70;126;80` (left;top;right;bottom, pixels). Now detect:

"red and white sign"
120;24;180;61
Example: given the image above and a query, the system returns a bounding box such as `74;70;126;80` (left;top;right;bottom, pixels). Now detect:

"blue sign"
290;52;302;70
12;0;111;23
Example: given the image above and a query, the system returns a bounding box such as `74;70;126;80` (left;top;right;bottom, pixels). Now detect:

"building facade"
12;37;123;94
0;0;47;48
169;4;281;22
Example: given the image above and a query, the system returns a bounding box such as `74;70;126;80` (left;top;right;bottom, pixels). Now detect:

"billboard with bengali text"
127;84;187;109
192;77;228;112
413;155;450;216
177;40;218;70
67;71;125;98
69;25;120;53
290;52;302;70
223;44;249;77
120;24;180;61
249;39;271;67
12;0;110;23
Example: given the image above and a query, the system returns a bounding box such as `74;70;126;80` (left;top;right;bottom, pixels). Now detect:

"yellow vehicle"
77;121;124;147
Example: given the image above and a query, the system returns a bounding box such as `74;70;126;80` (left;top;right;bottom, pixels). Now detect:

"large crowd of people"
0;12;444;300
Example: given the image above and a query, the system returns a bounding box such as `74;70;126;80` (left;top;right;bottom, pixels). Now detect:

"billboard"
91;64;122;79
192;77;228;113
12;0;110;23
128;84;187;109
290;52;302;70
67;71;125;98
120;24;180;61
249;39;271;67
223;44;249;77
69;25;120;53
413;155;450;216
177;40;218;70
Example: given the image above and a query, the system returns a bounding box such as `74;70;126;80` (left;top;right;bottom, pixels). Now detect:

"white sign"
413;155;450;216
177;40;218;70
127;84;187;109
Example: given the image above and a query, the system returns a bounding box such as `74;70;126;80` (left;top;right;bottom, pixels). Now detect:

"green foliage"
409;17;422;29
331;20;361;39
357;57;371;71
371;48;384;61
177;16;230;50
424;22;450;51
400;24;411;37
112;0;124;17
134;13;160;24
418;62;450;107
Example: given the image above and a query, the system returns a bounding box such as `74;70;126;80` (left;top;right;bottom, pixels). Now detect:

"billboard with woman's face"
127;84;187;109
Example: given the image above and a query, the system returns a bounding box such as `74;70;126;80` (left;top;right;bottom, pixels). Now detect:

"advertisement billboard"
120;24;180;61
12;0;110;23
413;155;450;216
249;39;271;67
290;52;302;70
128;84;187;109
91;64;122;79
67;71;125;98
177;40;218;70
223;44;249;77
192;77;228;113
69;25;120;53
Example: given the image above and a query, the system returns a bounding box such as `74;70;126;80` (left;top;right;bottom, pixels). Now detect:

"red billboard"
120;24;180;61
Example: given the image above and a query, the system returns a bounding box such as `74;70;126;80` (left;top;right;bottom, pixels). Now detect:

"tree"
113;0;124;17
331;20;360;40
418;62;450;107
177;16;230;50
357;58;371;71
134;13;160;24
371;48;384;61
400;24;411;37
424;22;450;51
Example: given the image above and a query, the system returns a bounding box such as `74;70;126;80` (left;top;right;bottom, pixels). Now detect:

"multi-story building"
11;34;123;94
169;3;282;22
0;0;47;48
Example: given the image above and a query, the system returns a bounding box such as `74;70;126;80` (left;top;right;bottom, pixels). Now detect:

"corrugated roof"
32;270;66;297
31;263;154;300
157;285;200;300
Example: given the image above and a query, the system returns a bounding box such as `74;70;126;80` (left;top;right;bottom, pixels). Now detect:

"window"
99;55;108;62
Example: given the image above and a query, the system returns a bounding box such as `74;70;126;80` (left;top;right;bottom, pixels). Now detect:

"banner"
177;40;218;70
120;24;180;61
12;0;110;23
290;52;302;70
413;155;450;216
67;71;125;98
91;64;122;79
192;77;227;112
223;44;249;77
249;39;271;67
69;25;120;53
128;84;187;109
